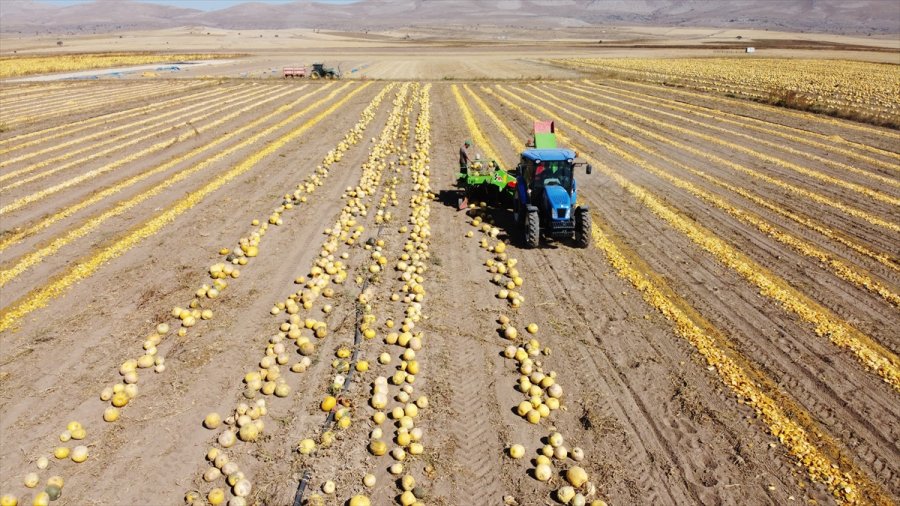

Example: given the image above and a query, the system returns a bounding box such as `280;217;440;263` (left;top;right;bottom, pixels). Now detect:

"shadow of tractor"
438;184;562;251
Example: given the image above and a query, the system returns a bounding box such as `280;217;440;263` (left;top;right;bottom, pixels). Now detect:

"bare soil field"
0;43;898;506
2;25;897;82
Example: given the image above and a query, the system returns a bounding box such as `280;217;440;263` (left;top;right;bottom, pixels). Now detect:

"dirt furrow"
461;81;899;503
603;79;900;157
1;81;210;133
515;83;899;234
450;82;821;504
0;84;384;505
533;83;900;314
0;83;241;177
420;89;512;504
563;82;900;196
585;81;900;180
0;85;309;262
593;189;900;490
2;81;181;123
0;84;269;194
540;245;811;504
0;85;325;302
0;81;216;152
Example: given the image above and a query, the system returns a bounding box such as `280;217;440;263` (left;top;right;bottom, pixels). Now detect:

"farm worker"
457;140;472;210
459;140;472;176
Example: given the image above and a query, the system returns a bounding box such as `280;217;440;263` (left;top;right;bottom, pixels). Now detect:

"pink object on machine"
283;66;308;78
533;120;555;134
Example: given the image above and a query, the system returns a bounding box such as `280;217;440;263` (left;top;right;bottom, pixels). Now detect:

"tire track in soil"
446;327;506;504
560;131;900;494
429;223;506;503
491;212;794;503
422;86;508;505
576;178;900;496
579;174;900;492
456;83;852;504
537;238;836;502
533;283;694;502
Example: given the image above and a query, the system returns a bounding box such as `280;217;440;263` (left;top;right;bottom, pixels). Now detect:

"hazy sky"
37;0;358;10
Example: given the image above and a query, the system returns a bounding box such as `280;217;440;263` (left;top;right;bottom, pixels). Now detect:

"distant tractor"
310;63;341;79
282;66;307;78
513;121;592;248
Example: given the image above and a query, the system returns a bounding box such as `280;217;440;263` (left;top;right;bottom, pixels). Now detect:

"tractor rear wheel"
525;207;540;249
575;206;590;248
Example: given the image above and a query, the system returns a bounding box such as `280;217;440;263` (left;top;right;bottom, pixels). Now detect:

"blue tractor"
512;121;592;248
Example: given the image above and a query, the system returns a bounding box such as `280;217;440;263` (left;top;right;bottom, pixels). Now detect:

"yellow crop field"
0;70;897;506
0;52;238;78
552;57;900;126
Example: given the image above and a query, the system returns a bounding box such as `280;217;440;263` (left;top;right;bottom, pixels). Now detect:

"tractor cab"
519;148;578;198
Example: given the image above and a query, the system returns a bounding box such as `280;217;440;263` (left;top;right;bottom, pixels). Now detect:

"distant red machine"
282;66;308;78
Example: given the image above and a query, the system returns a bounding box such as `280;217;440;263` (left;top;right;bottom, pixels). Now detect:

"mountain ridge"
1;0;896;35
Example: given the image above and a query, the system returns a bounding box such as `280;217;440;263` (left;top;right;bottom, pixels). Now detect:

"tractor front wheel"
575;206;591;248
525;207;540;249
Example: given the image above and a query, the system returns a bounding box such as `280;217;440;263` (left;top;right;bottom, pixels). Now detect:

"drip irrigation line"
293;223;386;505
292;470;311;506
